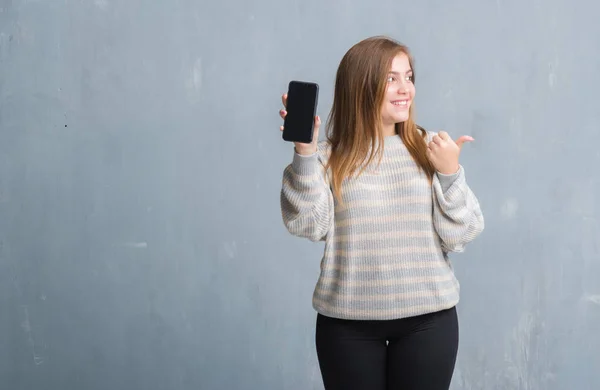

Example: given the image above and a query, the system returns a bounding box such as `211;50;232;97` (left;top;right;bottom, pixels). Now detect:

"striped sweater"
280;132;484;320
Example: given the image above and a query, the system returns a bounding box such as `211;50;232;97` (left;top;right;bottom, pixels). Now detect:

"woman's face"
381;53;415;128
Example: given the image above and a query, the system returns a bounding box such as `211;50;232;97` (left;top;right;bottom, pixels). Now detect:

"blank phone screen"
282;81;318;144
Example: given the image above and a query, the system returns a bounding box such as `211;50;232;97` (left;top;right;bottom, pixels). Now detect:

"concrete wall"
1;0;599;388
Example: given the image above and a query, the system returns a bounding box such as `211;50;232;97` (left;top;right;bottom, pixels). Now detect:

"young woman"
278;36;484;390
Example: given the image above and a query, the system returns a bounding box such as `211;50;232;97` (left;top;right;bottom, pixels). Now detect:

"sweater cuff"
291;150;319;176
436;166;463;193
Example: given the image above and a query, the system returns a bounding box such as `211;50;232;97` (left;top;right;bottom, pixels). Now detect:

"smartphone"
282;80;319;144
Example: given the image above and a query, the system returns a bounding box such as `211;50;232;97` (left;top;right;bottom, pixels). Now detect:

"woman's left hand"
426;131;474;175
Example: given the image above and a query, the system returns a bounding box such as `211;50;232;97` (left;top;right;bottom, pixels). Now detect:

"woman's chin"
393;114;410;123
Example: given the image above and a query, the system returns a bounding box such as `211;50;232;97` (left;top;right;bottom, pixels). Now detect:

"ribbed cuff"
291;150;319;176
436;166;463;193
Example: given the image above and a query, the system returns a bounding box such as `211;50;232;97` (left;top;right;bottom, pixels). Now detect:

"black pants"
315;306;459;390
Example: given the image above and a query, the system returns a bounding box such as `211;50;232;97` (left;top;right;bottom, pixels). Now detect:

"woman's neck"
382;123;397;137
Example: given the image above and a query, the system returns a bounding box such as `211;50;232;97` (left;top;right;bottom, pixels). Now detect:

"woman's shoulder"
316;140;332;162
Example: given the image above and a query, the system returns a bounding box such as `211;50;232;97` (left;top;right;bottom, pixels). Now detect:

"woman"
278;36;484;390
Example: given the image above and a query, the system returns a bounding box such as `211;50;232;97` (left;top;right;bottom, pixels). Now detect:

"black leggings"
315;306;459;390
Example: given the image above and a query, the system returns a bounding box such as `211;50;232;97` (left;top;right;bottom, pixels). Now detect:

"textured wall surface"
1;0;599;389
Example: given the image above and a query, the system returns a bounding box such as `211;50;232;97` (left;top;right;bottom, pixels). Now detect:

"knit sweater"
280;132;484;320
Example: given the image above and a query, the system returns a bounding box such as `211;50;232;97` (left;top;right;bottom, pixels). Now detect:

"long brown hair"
324;36;436;203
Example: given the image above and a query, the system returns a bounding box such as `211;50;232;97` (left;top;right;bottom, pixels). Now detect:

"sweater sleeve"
280;147;334;242
431;165;484;253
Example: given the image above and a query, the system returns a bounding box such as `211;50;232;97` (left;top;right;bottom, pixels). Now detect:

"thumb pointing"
456;135;474;149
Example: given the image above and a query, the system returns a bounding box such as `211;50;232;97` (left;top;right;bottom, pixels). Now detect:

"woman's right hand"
279;93;321;156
